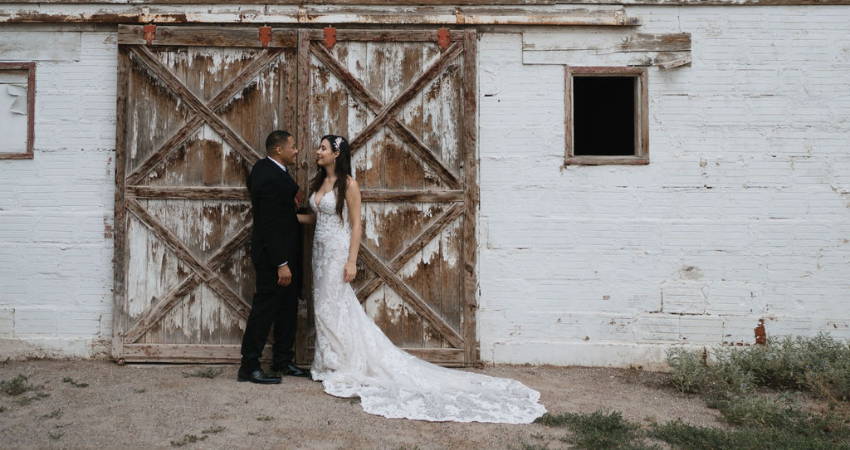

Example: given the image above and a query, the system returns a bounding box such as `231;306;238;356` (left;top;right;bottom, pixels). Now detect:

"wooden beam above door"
3;5;641;26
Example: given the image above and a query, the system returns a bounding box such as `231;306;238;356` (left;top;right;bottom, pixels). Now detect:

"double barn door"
112;26;478;366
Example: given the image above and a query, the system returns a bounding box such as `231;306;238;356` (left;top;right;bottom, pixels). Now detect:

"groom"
238;130;309;384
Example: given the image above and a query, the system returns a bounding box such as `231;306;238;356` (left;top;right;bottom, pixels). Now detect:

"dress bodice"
310;190;350;238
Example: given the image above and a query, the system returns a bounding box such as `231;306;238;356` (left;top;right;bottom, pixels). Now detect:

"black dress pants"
240;261;299;371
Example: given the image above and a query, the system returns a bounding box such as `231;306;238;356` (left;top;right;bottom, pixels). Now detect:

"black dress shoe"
270;363;310;378
237;367;282;384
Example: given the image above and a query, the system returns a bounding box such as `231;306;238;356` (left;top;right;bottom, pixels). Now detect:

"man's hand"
294;190;305;211
277;265;292;287
343;262;356;283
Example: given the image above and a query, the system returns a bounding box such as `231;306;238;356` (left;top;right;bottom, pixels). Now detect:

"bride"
297;135;546;423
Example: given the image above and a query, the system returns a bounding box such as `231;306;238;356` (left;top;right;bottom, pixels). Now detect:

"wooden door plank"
128;186;250;200
112;47;131;362
347;42;462;153
128;46;262;169
310;42;461;189
126;48;283;186
360;189;463;202
461;30;479;365
404;348;465;366
118;25;297;48
123;201;253;343
356;203;464;301
125;273;203;344
122;343;270;363
295;29;313;365
307;29;468;43
358;245;463;348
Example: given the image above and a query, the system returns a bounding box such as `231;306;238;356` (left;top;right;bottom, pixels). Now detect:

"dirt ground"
0;360;723;449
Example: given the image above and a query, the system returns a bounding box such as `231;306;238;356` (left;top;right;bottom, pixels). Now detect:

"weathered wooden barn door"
112;26;298;362
296;29;478;366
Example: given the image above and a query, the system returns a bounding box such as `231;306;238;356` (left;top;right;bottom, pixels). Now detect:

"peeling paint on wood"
300;30;477;363
114;34;292;362
0;5;642;26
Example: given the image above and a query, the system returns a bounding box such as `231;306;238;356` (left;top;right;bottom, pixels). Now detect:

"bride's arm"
297;212;315;225
343;177;362;283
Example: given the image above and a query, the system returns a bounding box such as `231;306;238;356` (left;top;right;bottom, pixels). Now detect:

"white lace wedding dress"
309;190;547;423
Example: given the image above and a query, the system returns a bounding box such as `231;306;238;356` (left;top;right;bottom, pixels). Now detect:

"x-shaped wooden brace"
122;199;253;344
310;41;463;190
124;45;281;186
356;204;465;348
309;40;469;347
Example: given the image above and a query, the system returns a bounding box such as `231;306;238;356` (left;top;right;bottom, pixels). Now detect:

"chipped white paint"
440;217;460;269
478;6;850;369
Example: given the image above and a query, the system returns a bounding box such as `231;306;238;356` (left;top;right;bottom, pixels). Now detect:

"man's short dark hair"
265;130;292;151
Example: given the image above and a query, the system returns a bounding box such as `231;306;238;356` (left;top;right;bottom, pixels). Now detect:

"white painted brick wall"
478;6;850;367
2;10;850;366
0;26;116;358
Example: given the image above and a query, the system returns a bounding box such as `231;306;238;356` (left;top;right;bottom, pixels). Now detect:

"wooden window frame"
564;66;648;166
0;62;36;160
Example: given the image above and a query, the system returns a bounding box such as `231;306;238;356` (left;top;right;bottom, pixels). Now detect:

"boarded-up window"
565;66;648;166
0;63;35;160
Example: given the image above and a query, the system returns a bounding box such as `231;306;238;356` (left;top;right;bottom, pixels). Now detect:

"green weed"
62;377;89;388
649;418;850;450
170;434;207;447
14;392;49;406
668;333;850;402
2;374;40;396
42;409;62;419
201;426;225;434
48;431;64;440
182;368;224;379
536;411;658;449
256;415;274;421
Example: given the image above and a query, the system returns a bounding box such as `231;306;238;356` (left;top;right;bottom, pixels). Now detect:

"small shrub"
666;348;707;394
536;411;655;449
48;431;64;440
256;415;274;421
201;426;225;434
182;368;224;379
714;394;799;427
2;375;38;396
668;333;850;402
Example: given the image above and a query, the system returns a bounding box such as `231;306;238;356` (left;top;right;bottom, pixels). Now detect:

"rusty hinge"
259;26;272;48
143;24;156;46
437;27;450;51
323;26;337;50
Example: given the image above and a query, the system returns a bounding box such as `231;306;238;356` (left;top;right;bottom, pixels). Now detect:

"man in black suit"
238;130;309;384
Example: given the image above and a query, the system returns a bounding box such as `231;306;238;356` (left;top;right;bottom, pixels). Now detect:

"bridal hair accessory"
333;136;344;152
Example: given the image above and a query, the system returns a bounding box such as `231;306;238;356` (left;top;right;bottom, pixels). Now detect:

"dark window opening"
573;76;635;157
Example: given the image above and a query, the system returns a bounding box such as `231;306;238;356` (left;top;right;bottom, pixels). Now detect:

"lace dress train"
309;191;547;423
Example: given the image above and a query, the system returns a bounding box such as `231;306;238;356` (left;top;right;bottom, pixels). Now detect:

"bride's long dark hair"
310;134;352;223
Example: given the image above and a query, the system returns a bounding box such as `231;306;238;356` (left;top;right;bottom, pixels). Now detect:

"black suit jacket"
248;158;301;269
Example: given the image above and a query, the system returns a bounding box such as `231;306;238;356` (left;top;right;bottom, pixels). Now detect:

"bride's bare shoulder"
345;176;359;189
